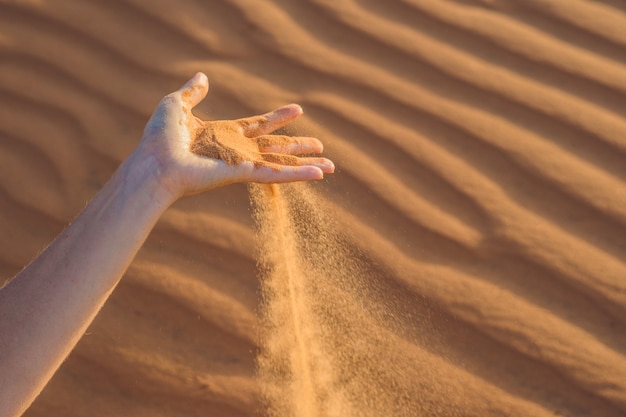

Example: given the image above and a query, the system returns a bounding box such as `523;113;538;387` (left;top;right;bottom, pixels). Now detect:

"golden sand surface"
1;0;625;416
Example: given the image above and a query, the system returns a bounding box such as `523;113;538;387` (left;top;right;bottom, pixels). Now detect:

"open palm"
137;72;334;199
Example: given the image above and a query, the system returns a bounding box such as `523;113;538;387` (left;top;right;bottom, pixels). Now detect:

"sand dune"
1;0;625;415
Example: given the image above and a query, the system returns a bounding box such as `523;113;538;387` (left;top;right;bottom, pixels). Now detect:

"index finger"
237;104;303;137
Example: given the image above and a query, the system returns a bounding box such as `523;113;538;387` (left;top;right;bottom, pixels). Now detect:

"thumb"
178;72;209;109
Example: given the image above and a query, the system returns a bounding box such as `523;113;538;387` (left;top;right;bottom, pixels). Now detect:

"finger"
261;154;335;173
254;135;324;155
251;165;325;183
237;104;303;137
178;72;209;109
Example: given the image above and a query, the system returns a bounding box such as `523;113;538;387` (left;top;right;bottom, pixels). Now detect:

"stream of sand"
190;114;452;416
249;183;445;417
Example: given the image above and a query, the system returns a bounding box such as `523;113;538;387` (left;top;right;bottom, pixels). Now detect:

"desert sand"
1;0;625;416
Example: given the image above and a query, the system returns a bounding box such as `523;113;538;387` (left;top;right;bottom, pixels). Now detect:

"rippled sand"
1;0;625;416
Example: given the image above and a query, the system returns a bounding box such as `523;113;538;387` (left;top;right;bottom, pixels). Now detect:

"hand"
135;72;334;200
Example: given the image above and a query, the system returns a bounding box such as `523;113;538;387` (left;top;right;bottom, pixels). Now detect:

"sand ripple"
0;0;624;416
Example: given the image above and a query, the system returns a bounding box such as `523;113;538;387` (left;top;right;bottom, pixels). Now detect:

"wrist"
116;149;179;213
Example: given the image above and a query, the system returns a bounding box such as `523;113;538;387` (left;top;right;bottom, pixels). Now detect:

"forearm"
0;152;175;417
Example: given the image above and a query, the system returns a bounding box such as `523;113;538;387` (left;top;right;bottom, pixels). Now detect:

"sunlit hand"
135;72;334;200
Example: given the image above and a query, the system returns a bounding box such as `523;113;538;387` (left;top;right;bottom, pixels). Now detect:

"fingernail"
291;104;303;114
272;104;302;120
319;159;335;173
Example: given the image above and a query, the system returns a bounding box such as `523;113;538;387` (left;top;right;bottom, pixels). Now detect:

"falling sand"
249;183;467;417
190;119;435;415
191;123;468;415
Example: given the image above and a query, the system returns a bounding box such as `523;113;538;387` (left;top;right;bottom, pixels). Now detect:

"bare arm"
0;73;333;417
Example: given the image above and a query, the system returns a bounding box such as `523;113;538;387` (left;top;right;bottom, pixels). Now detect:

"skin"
0;72;334;417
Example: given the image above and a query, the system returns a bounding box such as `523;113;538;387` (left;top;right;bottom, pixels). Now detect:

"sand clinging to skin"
190;121;301;170
191;122;258;166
